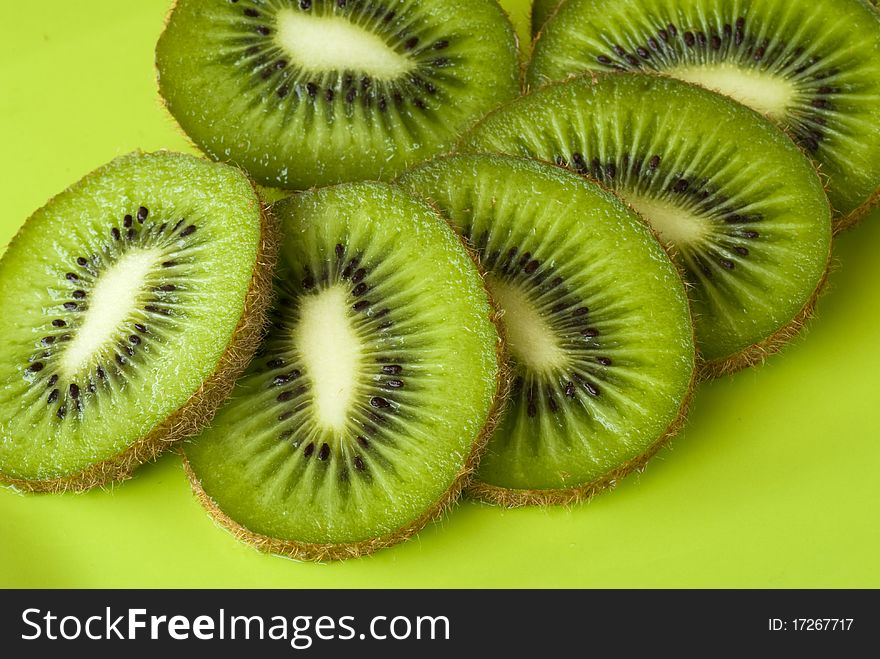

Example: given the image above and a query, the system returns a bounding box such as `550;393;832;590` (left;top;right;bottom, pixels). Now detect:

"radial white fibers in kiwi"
462;73;832;374
156;0;520;190
184;182;503;559
398;155;695;506
528;0;880;228
0;152;276;492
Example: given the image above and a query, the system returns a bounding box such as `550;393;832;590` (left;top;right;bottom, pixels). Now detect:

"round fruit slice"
183;182;503;560
398;155;695;506
528;0;880;228
0;151;276;492
462;73;832;374
156;0;520;190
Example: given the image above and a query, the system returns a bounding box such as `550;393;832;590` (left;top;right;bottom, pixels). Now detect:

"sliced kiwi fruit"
398;154;695;506
462;73;832;374
183;182;504;560
531;0;564;36
528;0;880;228
0;152;277;492
156;0;520;190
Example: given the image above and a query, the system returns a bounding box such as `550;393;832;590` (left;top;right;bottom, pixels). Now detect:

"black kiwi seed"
124;215;133;228
277;391;294;403
370;396;391;409
69;384;80;399
53;319;66;327
354;455;366;471
303;443;315;458
137;207;148;222
47;389;59;404
318;443;331;461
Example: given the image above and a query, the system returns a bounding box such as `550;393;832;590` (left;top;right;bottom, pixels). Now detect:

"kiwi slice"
462;73;832;373
528;0;880;228
531;0;564;36
156;0;520;190
183;182;503;560
398;155;695;505
0;152;276;492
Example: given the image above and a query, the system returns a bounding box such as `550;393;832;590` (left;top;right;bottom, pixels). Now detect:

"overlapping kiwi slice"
462;73;832;374
0;152;276;492
156;0;520;189
529;0;880;228
398;155;695;506
183;182;503;559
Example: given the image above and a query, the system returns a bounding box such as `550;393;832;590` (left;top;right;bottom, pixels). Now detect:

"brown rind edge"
700;257;832;379
183;203;512;563
466;371;695;508
3;181;280;494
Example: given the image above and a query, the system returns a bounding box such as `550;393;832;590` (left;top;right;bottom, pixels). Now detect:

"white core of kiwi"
295;285;364;432
60;248;161;376
625;194;710;246
671;63;797;120
274;9;415;79
488;275;566;373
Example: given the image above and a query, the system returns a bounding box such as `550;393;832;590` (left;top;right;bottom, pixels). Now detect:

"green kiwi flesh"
531;0;564;36
462;73;832;372
184;182;502;559
0;151;275;491
528;0;880;226
156;0;520;190
398;155;695;505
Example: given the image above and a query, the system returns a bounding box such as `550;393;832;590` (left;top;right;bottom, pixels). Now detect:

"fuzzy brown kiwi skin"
184;207;511;562
700;260;832;379
2;175;280;494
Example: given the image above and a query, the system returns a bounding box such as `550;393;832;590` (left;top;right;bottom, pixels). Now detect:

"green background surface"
1;0;878;589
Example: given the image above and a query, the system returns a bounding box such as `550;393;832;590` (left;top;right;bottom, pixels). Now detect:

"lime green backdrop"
1;0;878;589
